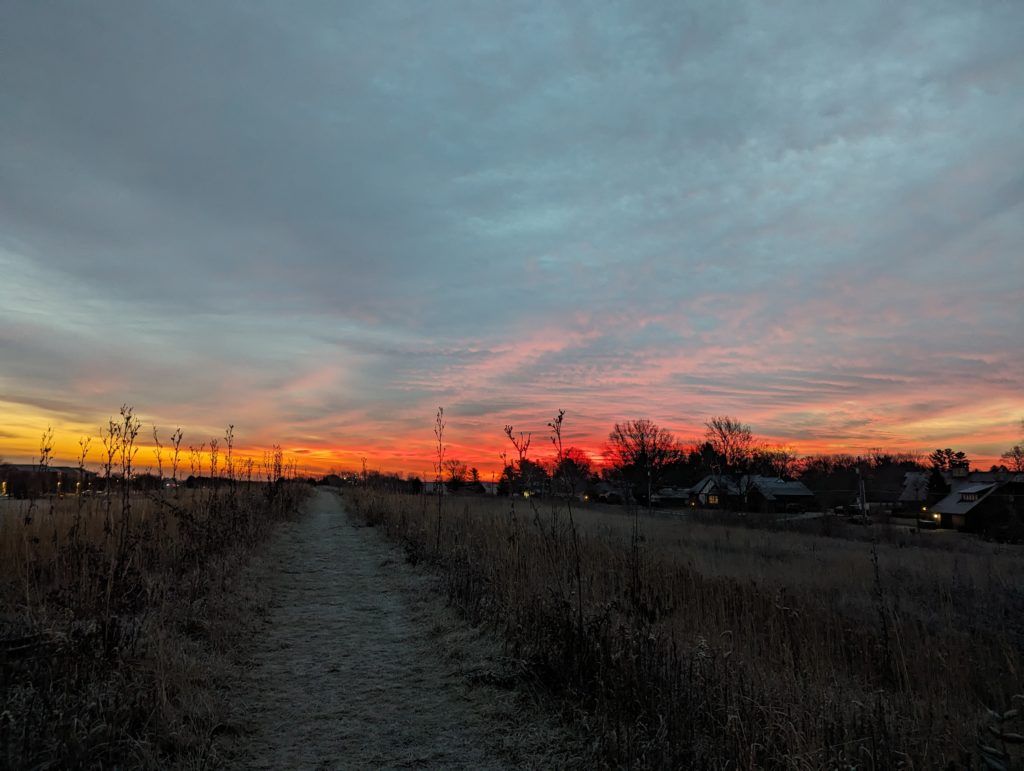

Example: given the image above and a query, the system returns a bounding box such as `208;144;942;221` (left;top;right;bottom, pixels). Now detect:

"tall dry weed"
348;482;1024;769
0;408;308;768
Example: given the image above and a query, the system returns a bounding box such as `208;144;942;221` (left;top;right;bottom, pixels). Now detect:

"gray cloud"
2;1;1022;465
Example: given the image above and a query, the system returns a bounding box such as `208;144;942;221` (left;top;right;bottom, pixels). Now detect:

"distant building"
593;481;625;504
0;464;98;498
686;474;816;513
925;472;1024;537
689;475;743;509
743;476;816;513
898;471;930;511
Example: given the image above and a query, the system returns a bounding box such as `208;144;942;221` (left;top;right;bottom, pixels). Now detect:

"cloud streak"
1;1;1022;474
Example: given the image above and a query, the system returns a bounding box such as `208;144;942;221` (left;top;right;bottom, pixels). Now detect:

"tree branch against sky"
1001;419;1024;472
604;419;682;501
704;416;755;473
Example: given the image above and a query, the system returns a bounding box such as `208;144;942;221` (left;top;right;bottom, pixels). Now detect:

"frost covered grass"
348;487;1024;769
0;408;308;768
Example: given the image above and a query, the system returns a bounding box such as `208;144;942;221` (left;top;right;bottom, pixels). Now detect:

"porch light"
932;512;940;521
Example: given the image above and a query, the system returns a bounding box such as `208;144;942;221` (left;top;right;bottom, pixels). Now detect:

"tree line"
464;414;1023;506
332;413;1024;510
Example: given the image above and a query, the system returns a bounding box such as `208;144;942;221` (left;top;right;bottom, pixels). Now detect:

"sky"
1;1;1022;477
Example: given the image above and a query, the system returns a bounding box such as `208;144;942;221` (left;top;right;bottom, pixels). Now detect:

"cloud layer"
2;2;1022;473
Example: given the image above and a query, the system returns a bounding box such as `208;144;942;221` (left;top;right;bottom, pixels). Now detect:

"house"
863;473;904;513
743;476;817;513
898;471;930;512
686;475;816;512
689;475;743;509
926;473;1024;536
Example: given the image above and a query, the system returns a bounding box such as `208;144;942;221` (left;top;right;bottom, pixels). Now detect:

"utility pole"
647;463;652;517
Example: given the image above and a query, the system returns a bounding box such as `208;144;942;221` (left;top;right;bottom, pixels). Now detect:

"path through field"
218;488;580;769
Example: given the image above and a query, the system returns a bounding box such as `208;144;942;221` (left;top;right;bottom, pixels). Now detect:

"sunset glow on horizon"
2;4;1022;478
1;393;1019;482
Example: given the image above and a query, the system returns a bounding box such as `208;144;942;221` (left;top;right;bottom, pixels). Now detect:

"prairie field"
1;434;308;768
348;488;1024;769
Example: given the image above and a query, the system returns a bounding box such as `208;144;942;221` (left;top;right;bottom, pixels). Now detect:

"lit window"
708;494;719;505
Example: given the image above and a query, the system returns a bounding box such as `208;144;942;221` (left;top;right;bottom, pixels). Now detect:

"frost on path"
218;489;581;769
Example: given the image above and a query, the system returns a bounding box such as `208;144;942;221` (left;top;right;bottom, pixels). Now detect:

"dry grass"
348;489;1024;769
1;415;309;769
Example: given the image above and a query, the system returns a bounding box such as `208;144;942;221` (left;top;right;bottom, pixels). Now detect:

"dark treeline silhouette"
318;414;1003;516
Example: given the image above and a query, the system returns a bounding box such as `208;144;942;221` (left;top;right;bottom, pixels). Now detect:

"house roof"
931;482;1001;516
2;464;90;476
899;471;930;502
744;476;814;500
957;482;998;495
899;470;1024;504
692;475;741;495
690;475;813;499
950;471;1022;490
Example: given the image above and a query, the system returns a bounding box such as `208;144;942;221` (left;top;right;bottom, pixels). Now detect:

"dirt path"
217;489;580;769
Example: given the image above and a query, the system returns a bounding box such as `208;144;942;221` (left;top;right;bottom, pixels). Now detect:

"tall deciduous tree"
443;458;468;491
751;447;799;478
1002;445;1024;473
704;416;755;472
605;419;681;502
1001;420;1024;473
502;423;534;495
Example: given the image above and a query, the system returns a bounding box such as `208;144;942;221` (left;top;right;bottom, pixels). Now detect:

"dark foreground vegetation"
1;408;307;768
347;483;1024;769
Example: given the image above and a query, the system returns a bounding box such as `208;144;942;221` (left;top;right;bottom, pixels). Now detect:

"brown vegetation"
347;486;1024;769
0;408;308;768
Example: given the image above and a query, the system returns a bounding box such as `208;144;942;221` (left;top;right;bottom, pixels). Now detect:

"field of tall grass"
348;488;1024;769
1;408;308;768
